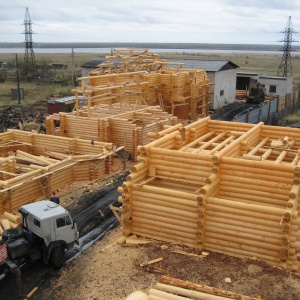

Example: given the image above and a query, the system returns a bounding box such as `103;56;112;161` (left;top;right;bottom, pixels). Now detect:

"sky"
0;0;300;45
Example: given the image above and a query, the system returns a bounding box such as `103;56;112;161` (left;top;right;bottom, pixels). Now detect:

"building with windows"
236;72;293;97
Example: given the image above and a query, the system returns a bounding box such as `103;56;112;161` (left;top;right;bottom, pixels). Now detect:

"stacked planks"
118;117;300;273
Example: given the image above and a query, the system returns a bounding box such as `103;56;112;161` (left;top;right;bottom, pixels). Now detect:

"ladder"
38;176;51;198
158;93;165;111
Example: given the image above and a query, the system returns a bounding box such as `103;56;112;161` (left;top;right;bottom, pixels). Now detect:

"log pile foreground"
125;276;262;300
117;117;300;272
0;130;115;214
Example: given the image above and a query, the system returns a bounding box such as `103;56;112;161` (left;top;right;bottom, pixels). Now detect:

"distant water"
0;47;284;55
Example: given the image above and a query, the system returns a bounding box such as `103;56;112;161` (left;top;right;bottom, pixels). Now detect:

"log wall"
0;130;115;214
119;117;300;272
46;106;177;161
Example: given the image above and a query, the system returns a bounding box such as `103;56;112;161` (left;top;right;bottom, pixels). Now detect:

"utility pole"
23;7;36;77
16;54;21;105
277;16;298;77
71;48;77;85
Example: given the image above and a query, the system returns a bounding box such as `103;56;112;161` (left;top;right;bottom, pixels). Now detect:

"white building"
237;72;293;96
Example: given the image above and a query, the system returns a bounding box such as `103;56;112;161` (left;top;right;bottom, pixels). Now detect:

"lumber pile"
0;130;115;214
117;116;300;272
236;89;248;100
0;211;21;240
150;276;262;300
125;276;262;300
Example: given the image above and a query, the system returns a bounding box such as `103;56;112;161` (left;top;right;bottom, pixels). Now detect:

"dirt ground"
24;170;300;300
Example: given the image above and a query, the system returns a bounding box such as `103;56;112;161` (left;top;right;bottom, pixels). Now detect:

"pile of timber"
0;212;21;240
73;48;212;119
236;89;248;100
0;130;115;214
125;276;262;300
117;116;300;273
46;105;177;161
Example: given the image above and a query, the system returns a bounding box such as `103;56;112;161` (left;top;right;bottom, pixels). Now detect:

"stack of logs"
0;212;21;240
117;116;300;273
125;276;262;300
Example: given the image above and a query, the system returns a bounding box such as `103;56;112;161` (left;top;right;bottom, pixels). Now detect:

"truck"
246;82;265;104
0;200;79;280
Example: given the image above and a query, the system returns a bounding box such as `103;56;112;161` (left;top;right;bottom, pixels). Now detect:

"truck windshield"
56;216;72;228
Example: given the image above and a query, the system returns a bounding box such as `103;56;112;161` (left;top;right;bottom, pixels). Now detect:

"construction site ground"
1;163;300;300
1;100;300;299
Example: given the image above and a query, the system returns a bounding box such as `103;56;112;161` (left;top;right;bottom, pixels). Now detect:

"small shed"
47;95;86;115
81;59;105;77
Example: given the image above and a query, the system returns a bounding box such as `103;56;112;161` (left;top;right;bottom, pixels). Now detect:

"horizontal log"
131;201;198;220
149;147;213;161
131;190;197;208
132;205;195;223
132;197;197;215
207;197;287;216
159;276;258;300
220;174;291;190
131;227;199;247
131;226;197;247
205;225;282;250
221;156;296;173
204;241;281;264
205;209;283;232
132;211;197;229
132;184;201;202
132;216;197;234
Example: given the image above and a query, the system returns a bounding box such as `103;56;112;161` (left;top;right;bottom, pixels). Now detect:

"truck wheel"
50;246;65;270
2;228;24;241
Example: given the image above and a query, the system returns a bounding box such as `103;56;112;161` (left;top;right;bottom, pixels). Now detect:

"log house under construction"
45;49;212;161
116;117;300;273
0;130;115;214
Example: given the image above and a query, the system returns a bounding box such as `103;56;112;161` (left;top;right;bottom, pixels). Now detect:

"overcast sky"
0;0;300;45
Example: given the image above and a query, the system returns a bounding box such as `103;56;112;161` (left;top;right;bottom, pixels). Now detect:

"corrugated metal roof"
81;59;104;68
166;59;239;72
47;95;86;104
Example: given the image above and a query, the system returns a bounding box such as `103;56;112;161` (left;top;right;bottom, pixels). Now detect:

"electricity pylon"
23;7;36;75
277;16;298;77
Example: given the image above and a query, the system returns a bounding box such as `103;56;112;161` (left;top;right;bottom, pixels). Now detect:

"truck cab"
20;200;78;248
0;200;79;276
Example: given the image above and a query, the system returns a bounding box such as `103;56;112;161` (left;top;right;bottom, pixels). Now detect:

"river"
0;47;285;55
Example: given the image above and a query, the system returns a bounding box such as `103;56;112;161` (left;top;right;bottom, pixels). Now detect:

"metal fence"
233;98;278;124
233;89;300;125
